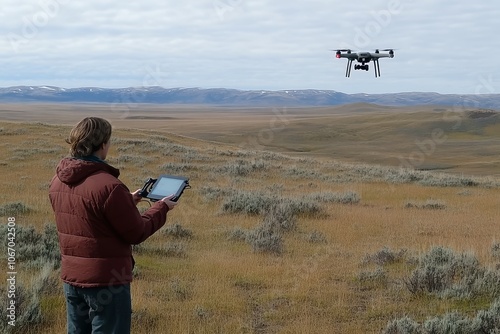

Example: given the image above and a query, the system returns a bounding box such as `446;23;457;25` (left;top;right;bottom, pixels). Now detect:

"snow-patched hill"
0;86;498;109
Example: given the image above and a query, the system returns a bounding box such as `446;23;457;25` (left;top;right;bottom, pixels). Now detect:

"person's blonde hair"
66;117;112;157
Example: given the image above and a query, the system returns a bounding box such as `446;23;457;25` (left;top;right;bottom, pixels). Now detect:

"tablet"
141;175;190;202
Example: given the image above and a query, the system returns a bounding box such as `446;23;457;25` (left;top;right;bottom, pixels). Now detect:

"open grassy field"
1;103;500;333
1;102;499;176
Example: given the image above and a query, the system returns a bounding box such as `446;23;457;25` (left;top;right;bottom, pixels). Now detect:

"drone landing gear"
345;59;353;77
346;61;370;77
373;59;381;77
345;60;382;77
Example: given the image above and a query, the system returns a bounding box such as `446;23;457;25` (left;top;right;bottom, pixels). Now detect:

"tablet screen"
149;177;186;198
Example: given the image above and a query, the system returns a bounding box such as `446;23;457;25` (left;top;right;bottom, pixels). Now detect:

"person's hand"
161;194;178;210
131;189;143;205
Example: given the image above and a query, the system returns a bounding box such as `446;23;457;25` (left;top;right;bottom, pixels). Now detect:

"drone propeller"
332;49;352;52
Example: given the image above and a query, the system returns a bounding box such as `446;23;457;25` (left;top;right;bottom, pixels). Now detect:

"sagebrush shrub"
306;230;327;244
199;185;229;201
358;268;388;285
0;223;60;269
243;201;305;255
218;159;268;177
384;300;500;334
404;199;446;210
383;316;420;334
0;285;42;333
306;191;360;204
133;241;187;258
403;246;500;300
246;222;283;255
0;264;56;332
363;247;407;266
0;202;31;216
162;223;193;239
262;202;297;232
227;227;249;242
221;191;275;215
492;242;500;259
160;162;191;173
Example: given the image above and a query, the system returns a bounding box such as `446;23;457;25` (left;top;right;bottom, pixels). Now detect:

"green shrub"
221;191;275;215
492;242;500;259
221;191;327;218
200;186;230;201
363;247;407;266
263;202;297;232
0;223;60;269
403;246;500;299
383;316;420;334
11;147;63;158
473;270;500;298
134;241;187;258
383;299;500;333
0;202;31;216
283;166;322;178
243;202;302;255
246;222;283;255
423;312;472;333
160;162;191;173
110;154;151;167
306;191;360;204
472;298;500;332
418;174;479;187
181;151;209;162
306;230;327;244
218;159;269;177
112;137;166;153
336;163;499;188
358;268;388;285
162;223;193;239
170;278;192;301
0;127;27;136
285;197;325;217
0;285;42;333
404;199;446;210
0;264;56;333
227;227;249;242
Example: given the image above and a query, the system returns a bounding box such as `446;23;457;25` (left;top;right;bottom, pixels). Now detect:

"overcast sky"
0;0;498;94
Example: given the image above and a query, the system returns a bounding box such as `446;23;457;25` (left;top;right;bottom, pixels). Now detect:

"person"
49;117;177;334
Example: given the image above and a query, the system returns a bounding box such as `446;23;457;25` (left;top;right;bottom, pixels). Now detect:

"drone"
333;49;395;77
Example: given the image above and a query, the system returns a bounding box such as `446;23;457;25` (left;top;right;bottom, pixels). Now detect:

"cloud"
0;0;499;94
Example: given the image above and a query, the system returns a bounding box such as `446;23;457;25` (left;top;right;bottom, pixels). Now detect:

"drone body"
334;49;394;77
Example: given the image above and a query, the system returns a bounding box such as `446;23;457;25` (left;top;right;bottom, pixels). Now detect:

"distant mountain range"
0;86;499;109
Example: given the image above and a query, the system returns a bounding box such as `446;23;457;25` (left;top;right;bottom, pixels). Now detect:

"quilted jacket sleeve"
103;183;169;244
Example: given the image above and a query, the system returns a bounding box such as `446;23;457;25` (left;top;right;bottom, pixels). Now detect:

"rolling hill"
0;86;499;109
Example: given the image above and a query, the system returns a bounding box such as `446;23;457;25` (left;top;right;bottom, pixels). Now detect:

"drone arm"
336;53;357;59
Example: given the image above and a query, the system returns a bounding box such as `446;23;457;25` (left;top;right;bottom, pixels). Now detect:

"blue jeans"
63;283;131;334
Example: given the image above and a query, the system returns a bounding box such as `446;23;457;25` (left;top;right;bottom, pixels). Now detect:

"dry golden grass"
0;103;499;333
1;102;500;176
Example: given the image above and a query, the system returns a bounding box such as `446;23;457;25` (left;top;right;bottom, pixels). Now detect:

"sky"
0;0;499;94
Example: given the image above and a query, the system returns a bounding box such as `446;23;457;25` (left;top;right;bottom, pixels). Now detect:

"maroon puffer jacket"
49;157;168;288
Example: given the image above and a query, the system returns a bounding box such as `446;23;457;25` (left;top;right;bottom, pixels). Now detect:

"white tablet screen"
149;177;185;198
